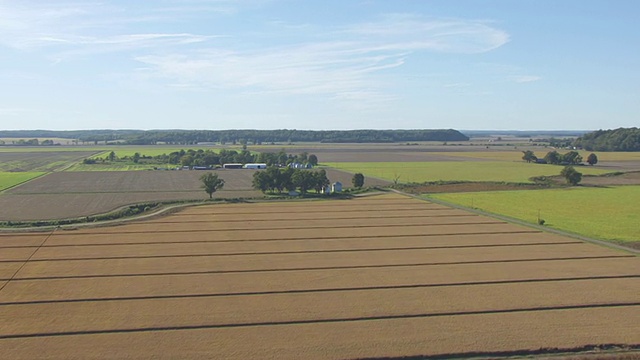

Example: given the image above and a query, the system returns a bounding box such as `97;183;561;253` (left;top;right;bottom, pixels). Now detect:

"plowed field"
0;169;389;221
0;194;638;359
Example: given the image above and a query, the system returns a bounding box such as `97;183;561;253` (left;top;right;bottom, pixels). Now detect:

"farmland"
430;186;640;244
0;172;44;192
0;168;387;221
0;194;637;359
0;151;100;172
325;161;610;183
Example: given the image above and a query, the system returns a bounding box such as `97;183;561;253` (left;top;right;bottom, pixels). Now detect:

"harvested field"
0;169;385;221
580;171;640;186
0;151;99;172
0;193;638;359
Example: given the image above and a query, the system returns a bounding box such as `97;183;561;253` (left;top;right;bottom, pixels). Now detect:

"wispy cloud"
0;1;222;51
511;75;541;83
0;2;510;107
134;14;509;105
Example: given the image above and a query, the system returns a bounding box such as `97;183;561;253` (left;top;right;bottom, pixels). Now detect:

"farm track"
0;193;638;359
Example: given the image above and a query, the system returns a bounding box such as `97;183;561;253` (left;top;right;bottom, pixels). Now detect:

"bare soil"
0;168;388;221
0;194;638;359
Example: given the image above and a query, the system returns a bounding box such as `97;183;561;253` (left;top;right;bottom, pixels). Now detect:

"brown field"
0;151;100;172
0;169;387;221
251;143;506;162
0;193;638;359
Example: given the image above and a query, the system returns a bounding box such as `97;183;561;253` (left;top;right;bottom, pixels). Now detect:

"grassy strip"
428;186;640;243
325;161;610;184
0;172;46;192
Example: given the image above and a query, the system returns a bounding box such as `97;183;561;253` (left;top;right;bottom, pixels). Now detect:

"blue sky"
0;0;638;131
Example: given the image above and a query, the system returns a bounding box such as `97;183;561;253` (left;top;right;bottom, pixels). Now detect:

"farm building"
332;181;342;193
243;163;267;169
223;163;243;169
289;162;313;169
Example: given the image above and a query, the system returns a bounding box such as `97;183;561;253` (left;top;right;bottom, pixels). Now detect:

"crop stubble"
0;194;638;359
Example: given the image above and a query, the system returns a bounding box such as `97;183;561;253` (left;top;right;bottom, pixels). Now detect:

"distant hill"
574;127;640;151
0;129;469;144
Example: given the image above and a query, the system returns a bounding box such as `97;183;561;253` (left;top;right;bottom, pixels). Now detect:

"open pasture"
0;194;638;359
430;186;640;244
326;161;610;183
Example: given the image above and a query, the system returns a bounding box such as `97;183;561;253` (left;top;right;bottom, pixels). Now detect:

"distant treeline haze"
0;129;469;144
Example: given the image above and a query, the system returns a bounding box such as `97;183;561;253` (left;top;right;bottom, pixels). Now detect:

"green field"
0;172;45;191
434;150;640;162
429;186;640;243
325;161;611;183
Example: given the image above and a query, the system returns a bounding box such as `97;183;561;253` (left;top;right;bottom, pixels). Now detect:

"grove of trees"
252;167;330;195
88;149;319;169
522;150;584;165
574;128;640;151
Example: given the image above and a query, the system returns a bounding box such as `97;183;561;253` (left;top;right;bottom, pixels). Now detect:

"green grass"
325;161;611;183
0;172;45;191
432;150;640;162
429;186;640;243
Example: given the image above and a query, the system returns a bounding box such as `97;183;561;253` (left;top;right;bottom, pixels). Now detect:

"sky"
0;0;638;131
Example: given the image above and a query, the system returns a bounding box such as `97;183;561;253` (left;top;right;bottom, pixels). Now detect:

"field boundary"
392;189;639;255
0;172;49;194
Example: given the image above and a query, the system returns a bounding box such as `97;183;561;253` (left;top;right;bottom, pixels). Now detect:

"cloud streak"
0;2;511;107
134;14;509;105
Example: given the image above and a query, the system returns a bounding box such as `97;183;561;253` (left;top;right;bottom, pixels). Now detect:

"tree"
180;154;194;167
308;154;319;166
252;171;270;193
521;150;537;163
200;173;225;198
587;153;598;166
132;152;141;164
544;151;561;165
291;169;314;194
560;166;582;186
352;173;365;188
107;151;116;162
312;169;330;193
561;151;582;165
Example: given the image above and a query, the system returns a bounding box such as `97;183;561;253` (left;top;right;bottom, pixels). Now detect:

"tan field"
0;193;638;359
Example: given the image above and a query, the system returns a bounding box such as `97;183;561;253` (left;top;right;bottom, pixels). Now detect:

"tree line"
0;139;57;146
86;149;318;168
573;127;640;151
522;150;598;166
0;129;469;145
